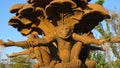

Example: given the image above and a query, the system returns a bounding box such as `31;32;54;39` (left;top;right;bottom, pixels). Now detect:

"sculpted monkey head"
56;24;74;39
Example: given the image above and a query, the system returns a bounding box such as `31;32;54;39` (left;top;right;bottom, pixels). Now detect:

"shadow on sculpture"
1;0;120;68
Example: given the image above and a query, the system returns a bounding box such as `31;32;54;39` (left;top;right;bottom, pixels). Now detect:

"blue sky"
0;0;120;59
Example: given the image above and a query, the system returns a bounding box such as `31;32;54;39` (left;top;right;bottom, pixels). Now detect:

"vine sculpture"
0;0;120;68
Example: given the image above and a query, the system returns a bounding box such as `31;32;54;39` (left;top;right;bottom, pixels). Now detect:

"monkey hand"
0;40;5;46
99;38;107;44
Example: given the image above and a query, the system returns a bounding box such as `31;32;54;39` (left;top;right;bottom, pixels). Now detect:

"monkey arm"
0;40;28;47
0;32;55;47
0;35;54;48
108;37;120;43
72;33;105;45
6;47;34;58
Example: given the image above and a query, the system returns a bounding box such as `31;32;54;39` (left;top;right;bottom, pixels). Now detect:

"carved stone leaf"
85;4;109;16
45;1;84;26
8;16;23;28
19;17;32;25
10;4;25;13
27;0;52;8
9;16;33;36
62;7;84;25
19;28;32;36
45;0;77;19
9;6;45;36
71;8;84;20
49;0;77;8
74;4;110;33
9;16;32;26
35;7;46;18
18;4;34;15
45;0;82;26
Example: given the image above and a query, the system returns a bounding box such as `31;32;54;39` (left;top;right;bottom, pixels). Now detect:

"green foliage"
95;22;113;39
93;6;120;68
10;63;25;68
0;63;5;68
89;51;109;68
0;46;4;58
10;56;26;63
92;7;120;67
111;44;120;59
9;56;32;68
113;59;120;68
95;0;104;5
9;63;31;68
